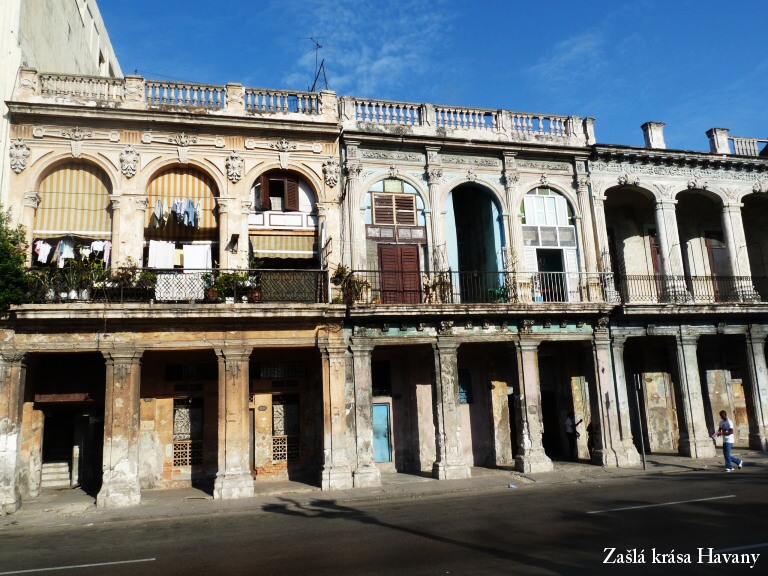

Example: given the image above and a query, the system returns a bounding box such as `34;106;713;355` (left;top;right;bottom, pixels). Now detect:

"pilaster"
654;199;689;301
487;357;514;466
213;347;254;500
0;351;26;515
320;342;354;490
350;342;381;487
674;331;717;458
721;203;758;301
745;328;768;450
513;340;553;473
431;339;471;480
97;350;143;508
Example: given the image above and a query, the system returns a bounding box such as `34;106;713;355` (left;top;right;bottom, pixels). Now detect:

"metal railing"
25;268;328;304
616;275;764;304
341;270;618;305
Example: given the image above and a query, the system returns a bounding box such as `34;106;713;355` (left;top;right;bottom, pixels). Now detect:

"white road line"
0;558;156;575
587;494;736;514
715;542;768;553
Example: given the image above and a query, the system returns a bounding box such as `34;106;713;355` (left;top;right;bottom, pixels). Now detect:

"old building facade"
2;66;768;514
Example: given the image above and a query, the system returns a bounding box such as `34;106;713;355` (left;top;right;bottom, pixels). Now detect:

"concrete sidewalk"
3;450;765;532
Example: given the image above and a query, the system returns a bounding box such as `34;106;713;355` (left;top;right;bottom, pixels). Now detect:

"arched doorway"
520;187;577;302
445;184;505;303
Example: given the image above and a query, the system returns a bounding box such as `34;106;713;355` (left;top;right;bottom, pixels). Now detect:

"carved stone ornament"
617;172;640;186
119;145;139;178
577;175;591;190
439;320;455;334
323;157;340;188
345;161;364;178
62;126;93;141
597;316;610;329
270;138;297;153
9;139;30;174
382;323;390;333
647;324;656;336
540;174;549;187
753;180;768;194
388;164;399;178
427;167;443;185
687;177;708;190
169;132;197;146
225;152;243;183
467;168;477;181
520;319;534;334
542;320;551;329
503;170;520;187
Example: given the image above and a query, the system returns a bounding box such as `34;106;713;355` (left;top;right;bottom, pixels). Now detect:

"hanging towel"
37;241;52;264
103;241;112;265
183;244;211;271
148;240;175;269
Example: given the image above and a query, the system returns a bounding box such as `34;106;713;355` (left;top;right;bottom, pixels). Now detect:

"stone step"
41;462;72;488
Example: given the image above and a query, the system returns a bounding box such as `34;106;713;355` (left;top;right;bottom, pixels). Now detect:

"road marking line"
715;542;768;553
0;558;156;575
587;494;735;514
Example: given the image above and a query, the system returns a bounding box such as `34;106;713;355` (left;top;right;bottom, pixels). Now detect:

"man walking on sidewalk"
714;410;743;472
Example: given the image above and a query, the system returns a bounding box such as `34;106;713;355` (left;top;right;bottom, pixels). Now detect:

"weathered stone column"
320;341;354;490
0;351;26;514
674;330;717;458
344;154;365;269
213;347;254;499
426;148;445;269
350;342;381;487
722;202;758;300
97;350;142;508
610;335;642;466
502;154;522;271
216;198;231;270
109;194;122;266
21;193;41;264
575;173;598;274
745;327;768;450
487;357;514;466
431;339;470;479
514;339;553;473
591;325;627;467
654;199;688;300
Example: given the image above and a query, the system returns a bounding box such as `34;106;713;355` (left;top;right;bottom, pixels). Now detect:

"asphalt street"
1;467;766;576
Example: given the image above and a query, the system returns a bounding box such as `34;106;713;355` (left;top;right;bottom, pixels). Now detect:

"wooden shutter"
259;174;271;211
394;195;416;225
523;195;535;225
564;248;579;302
648;229;660;275
399;245;420;303
284;177;299;211
373;194;395;225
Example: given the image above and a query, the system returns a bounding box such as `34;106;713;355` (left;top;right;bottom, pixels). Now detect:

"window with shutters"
521;188;576;250
373;193;416;226
255;171;300;212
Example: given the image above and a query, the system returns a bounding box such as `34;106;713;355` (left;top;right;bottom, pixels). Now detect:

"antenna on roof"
308;37;330;92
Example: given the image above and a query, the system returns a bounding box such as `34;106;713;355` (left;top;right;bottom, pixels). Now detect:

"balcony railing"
25;268;328;304
339;271;618;305
616;275;764;304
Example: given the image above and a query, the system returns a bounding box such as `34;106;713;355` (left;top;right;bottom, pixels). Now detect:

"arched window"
32;161;112;267
520;188;578;301
145;167;219;269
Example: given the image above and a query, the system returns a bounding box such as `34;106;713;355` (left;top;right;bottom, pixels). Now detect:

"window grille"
523;226;540;247
271;436;300;462
558;227;576;247
540;226;558;246
173;440;202;466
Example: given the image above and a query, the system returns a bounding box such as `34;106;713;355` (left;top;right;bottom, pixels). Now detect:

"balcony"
337;270;618;305
615;275;764;304
25;268;329;305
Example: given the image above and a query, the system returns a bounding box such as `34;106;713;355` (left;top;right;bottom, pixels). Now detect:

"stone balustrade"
731;137;768;157
39;73;125;102
244;88;322;115
340;97;593;146
144;80;226;109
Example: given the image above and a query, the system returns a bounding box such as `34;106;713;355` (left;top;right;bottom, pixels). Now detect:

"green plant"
341;274;371;304
137;270;157;289
331;264;350;286
0;204;31;310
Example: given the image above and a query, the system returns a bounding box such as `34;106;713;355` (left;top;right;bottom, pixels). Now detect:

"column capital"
349;342;373;357
748;325;768;344
611;334;629;349
0;349;26;364
722;202;744;213
677;330;700;346
102;350;142;364
344;161;364;179
215;347;252;363
656;198;678;209
433;338;459;353
516;338;541;352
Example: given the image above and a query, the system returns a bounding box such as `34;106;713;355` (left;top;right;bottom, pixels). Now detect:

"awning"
34;162;112;237
250;234;316;259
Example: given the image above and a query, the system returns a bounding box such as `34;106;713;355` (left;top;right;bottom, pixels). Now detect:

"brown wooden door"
379;244;421;304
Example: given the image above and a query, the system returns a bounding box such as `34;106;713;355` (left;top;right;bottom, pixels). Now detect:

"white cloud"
281;0;453;98
528;31;607;85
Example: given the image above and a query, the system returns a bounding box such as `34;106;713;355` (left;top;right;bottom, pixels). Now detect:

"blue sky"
100;0;768;152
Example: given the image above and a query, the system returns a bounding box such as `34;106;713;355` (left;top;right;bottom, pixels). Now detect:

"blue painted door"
372;403;392;462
